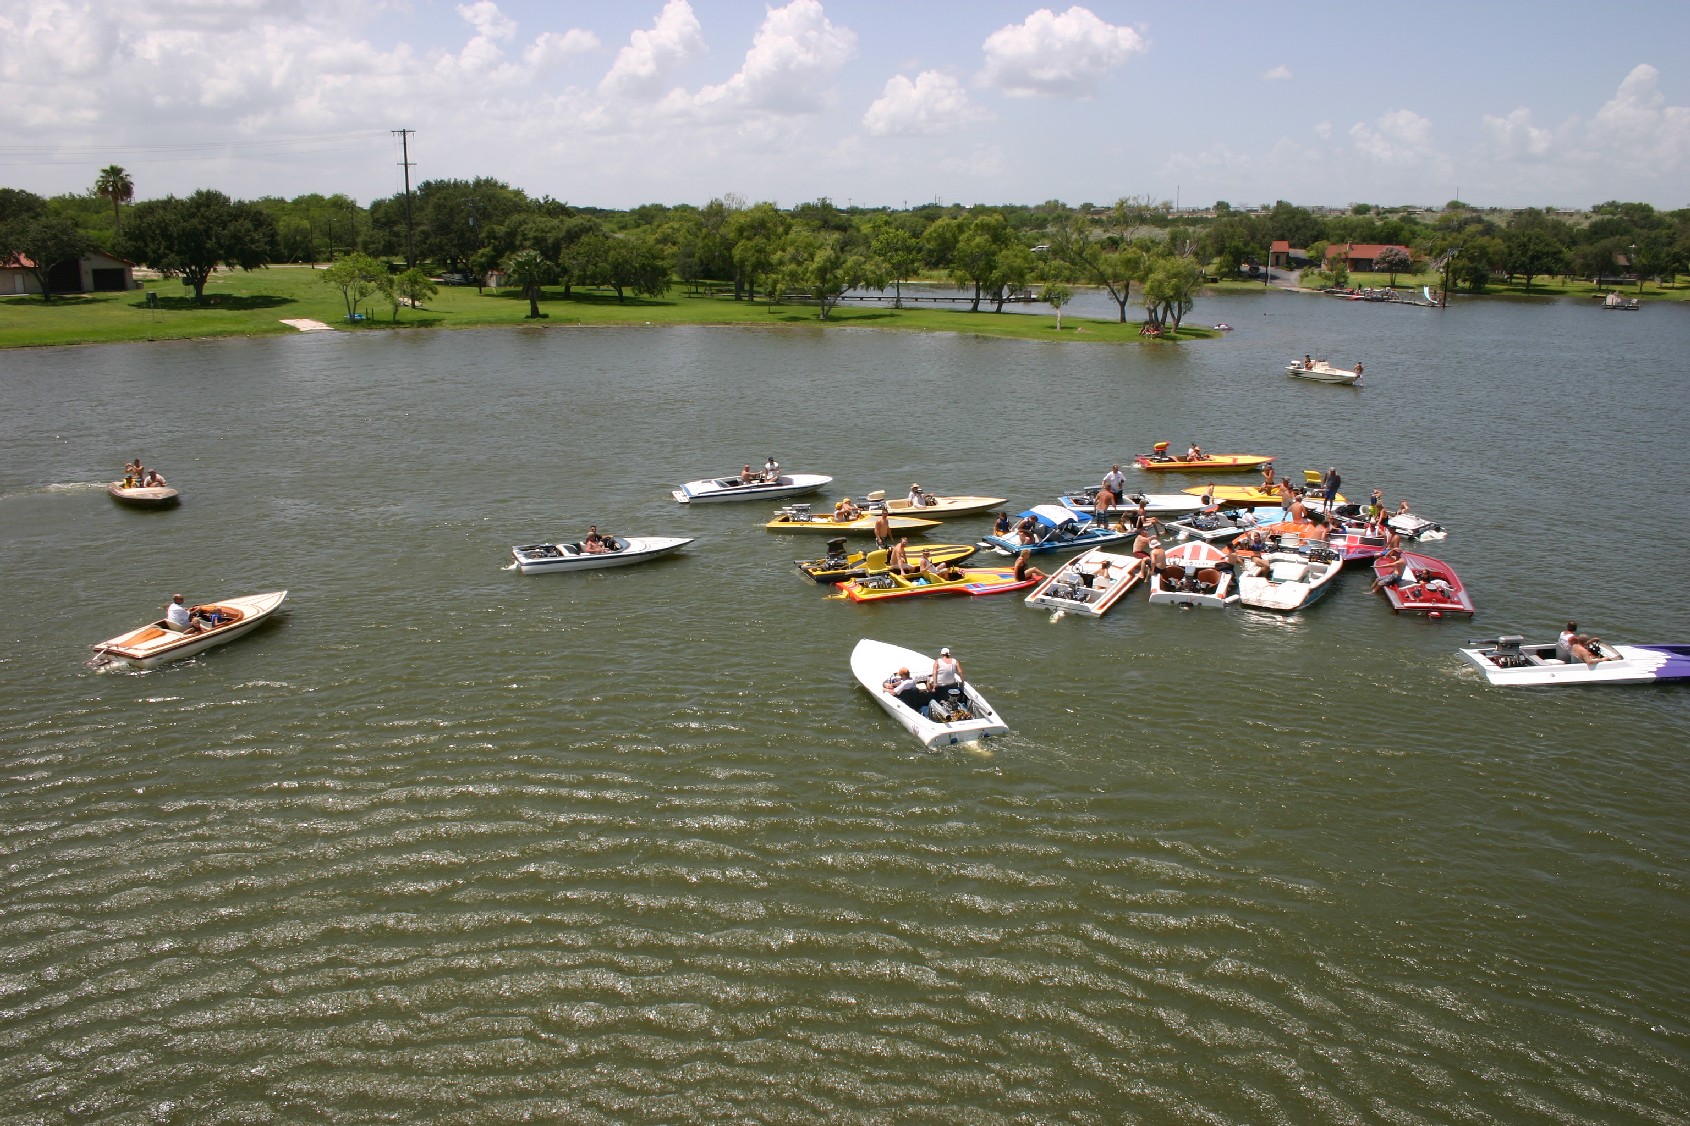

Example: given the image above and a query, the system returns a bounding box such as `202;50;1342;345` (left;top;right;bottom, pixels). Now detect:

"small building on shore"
1;250;137;296
1323;243;1413;273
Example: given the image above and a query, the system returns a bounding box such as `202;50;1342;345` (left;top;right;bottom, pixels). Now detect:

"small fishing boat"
1146;541;1240;610
1286;359;1363;385
1601;292;1641;311
510;535;694;573
764;503;939;534
672;472;832;503
1133;444;1273;473
1235;550;1342;612
838;565;1037;602
107;481;180;508
1025;548;1145;616
89;591;287;670
797;539;977;583
982;505;1136;556
855;489;1006;518
1459;637;1690;686
850;639;1009;749
1056;489;1204;519
1373;551;1475;617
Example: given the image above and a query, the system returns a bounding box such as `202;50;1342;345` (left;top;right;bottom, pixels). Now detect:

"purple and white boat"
1459;638;1690;686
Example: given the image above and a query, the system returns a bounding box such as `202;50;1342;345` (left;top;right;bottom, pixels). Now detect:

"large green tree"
505;248;552;318
1141;253;1204;331
1502;228;1567;293
120;190;277;302
320;251;386;319
1372;245;1413;287
780;228;865;320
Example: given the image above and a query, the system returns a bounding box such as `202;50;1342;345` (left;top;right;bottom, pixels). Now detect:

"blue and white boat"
981;505;1135;556
1167;506;1289;544
1459;639;1690;686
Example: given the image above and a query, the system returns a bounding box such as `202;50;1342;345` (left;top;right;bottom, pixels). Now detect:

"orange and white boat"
89;591;287;670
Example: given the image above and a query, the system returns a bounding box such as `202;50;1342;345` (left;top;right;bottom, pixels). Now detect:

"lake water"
2;292;1687;1122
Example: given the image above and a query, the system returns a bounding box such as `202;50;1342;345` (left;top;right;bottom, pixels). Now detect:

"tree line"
5;167;1688;316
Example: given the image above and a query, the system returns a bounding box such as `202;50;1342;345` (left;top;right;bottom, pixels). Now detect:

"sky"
2;0;1687;212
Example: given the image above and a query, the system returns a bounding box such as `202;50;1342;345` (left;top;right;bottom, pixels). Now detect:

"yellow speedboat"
797;539;978;583
840;566;1037;602
1182;484;1345;507
849;489;1007;518
1135;444;1273;472
765;504;939;534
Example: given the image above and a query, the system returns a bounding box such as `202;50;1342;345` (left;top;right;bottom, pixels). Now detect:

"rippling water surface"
2;295;1687;1122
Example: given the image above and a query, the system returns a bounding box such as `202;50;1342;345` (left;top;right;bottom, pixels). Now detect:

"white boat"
106;481;180;508
672;472;832;504
89;591;287;670
1147;541;1240;610
1056;488;1204;519
1024;548;1145;617
1459;637;1690;686
510;535;694;573
1286;359;1362;385
850;639;1009;750
1167;506;1286;544
858;490;1006;518
1235;550;1341;611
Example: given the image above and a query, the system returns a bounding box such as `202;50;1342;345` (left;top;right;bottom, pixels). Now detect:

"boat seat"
1269;560;1308;582
1196;568;1221;591
1303;469;1323;486
1160;566;1186;587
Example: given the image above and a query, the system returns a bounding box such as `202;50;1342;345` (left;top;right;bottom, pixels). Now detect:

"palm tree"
506;249;550;318
94;165;134;233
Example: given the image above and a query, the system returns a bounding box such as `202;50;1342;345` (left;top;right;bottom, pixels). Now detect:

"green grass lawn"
0;265;1213;349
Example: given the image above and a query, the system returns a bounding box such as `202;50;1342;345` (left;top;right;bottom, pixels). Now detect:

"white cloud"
1263;65;1292;81
1313;121;1332;140
688;0;856;117
598;0;704;100
863;71;990;137
1588;63;1690;166
978;6;1146;99
526;29;600;71
1348;109;1440;167
1481;107;1552;159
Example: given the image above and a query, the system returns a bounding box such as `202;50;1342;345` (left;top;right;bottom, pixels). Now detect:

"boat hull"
90;591;287;670
1459;641;1690;686
861;494;1006;518
840;567;1036;602
672;473;832;503
765;513;939;534
1236;552;1341;612
511;536;694;573
1286;362;1361;384
1146;541;1240;609
850;639;1009;749
107;482;180;508
1024;549;1144;616
1058;491;1204;518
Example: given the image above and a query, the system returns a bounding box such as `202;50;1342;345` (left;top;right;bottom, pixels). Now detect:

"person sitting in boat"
1015;515;1038;544
1234;509;1258;530
1371;548;1410;593
1303;354;1314;369
1260;464;1276;490
833;498;861;522
143;469;167;488
165;593;198;634
738;464;754;485
1186;443;1205;461
936;561;966;581
1557;622;1618;667
992;511;1012;536
907;483;937;507
582;526;608;554
888;538;912;574
762;457;781;483
1147;542;1168;573
1013;550;1045;583
883;666;928;711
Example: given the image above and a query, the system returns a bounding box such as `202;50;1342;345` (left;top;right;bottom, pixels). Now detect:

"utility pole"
394;128;416;270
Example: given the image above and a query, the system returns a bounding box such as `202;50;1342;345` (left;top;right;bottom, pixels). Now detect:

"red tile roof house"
0;250;136;296
1269;240;1313;269
1323;243;1412;273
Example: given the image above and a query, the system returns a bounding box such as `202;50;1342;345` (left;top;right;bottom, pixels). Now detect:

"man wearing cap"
931;646;964;707
907;483;934;507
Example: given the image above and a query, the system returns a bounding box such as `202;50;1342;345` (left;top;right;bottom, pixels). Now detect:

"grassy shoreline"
0;266;1215;350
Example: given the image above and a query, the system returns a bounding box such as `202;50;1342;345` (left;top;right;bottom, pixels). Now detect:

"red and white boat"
1146;541;1239;610
1373;552;1475;618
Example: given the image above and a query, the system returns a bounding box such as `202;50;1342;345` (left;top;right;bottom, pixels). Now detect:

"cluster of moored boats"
91;448;1690;733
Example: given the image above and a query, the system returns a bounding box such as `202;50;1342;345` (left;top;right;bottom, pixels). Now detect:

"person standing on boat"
1093;482;1117;526
931;647;964;704
1322;467;1342;508
872;508;891;550
1102;464;1127;498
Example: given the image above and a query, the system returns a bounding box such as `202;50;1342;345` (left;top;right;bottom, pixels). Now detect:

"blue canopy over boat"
982;506;1135;556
